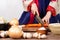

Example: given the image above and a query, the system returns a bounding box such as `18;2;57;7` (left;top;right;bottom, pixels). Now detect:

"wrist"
46;11;51;18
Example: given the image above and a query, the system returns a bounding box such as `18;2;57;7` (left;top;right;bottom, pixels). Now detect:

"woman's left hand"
42;11;51;23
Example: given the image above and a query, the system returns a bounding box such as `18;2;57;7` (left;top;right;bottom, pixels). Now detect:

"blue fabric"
38;0;57;23
38;0;50;18
19;11;30;25
19;0;57;25
56;14;60;23
49;16;57;23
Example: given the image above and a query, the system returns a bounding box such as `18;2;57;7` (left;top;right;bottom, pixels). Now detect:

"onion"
8;25;23;38
9;18;19;26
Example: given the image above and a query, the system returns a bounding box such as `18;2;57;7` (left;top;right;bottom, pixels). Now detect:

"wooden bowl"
48;23;60;34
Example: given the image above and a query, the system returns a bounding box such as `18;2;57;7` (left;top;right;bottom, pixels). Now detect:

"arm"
22;0;33;11
31;3;39;16
42;0;57;23
46;0;57;16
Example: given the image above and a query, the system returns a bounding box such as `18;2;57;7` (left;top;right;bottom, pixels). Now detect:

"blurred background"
0;0;24;22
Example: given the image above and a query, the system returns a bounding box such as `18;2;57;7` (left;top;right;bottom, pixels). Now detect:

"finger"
47;19;49;24
31;10;36;15
42;19;45;23
44;20;48;23
22;0;26;2
36;10;39;16
32;11;34;15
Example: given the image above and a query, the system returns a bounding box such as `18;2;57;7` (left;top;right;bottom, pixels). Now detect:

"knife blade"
35;12;44;27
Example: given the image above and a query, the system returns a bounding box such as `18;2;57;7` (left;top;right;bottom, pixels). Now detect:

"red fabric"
27;1;34;24
28;12;34;24
27;0;39;11
27;0;39;24
47;6;56;16
33;0;39;7
27;1;33;12
51;0;56;1
33;0;40;15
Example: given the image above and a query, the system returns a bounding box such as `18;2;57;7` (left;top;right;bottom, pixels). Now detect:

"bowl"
48;23;60;34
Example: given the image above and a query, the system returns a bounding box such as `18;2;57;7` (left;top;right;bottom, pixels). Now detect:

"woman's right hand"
31;3;39;16
22;0;33;11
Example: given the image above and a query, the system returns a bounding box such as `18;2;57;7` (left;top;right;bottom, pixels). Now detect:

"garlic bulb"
0;31;8;38
23;32;32;39
26;33;32;39
33;32;38;38
23;32;27;38
37;33;41;39
40;34;47;39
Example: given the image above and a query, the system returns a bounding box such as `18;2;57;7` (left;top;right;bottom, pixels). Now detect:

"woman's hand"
42;11;51;23
22;0;33;11
31;3;39;16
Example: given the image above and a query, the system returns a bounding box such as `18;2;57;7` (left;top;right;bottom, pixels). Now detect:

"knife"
35;12;44;27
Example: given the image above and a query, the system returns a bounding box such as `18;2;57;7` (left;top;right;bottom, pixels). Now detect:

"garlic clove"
37;33;41;39
0;31;8;38
40;34;47;39
26;33;32;39
33;32;38;38
23;32;27;38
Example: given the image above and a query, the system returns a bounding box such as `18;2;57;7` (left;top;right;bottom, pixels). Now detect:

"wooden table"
0;32;60;40
0;27;60;40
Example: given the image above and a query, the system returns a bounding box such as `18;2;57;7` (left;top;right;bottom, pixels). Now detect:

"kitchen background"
0;0;24;22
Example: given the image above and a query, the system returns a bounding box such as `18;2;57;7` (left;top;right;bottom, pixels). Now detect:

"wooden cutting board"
22;24;41;32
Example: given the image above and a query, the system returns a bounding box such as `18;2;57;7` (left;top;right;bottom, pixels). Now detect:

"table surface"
0;32;60;40
0;27;60;40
